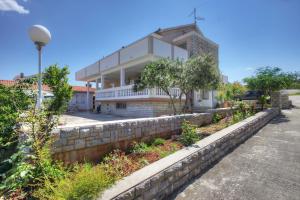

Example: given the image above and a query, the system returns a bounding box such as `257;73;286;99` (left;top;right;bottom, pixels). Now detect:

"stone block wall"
281;93;292;109
99;108;280;200
100;101;182;118
271;91;282;109
52;113;212;163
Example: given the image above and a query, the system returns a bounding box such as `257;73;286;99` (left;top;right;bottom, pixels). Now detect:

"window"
116;102;126;109
201;90;209;100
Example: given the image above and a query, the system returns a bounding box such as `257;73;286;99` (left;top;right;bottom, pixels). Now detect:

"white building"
75;23;220;117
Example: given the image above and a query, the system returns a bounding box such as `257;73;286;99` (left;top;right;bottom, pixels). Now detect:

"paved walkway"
59;112;143;128
172;96;300;200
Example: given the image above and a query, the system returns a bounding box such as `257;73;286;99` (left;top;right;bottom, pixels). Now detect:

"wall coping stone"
98;108;279;200
56;113;210;130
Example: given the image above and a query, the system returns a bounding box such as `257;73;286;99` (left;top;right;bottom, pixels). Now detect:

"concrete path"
59;112;143;128
172;96;300;200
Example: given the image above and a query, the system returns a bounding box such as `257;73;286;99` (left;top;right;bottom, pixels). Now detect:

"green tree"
134;58;181;115
243;67;294;95
0;65;73;198
243;67;296;109
217;82;246;104
134;55;220;114
43;64;73;116
180;55;220;113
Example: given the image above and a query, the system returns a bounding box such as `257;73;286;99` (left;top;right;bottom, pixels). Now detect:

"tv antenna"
189;8;205;24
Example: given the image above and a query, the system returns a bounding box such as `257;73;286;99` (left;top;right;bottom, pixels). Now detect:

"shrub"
152;138;166;146
212;113;222;123
179;120;200;146
34;164;115;200
129;142;149;154
232;110;244;124
103;150;140;178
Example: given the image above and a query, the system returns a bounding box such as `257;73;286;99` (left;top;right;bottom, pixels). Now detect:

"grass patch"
288;92;300;96
34;164;115;200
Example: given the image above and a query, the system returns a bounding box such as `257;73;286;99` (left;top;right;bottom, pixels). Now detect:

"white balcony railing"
96;85;185;101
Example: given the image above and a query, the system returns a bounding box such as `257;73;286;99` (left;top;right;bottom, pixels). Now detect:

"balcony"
76;36;188;82
96;85;185;101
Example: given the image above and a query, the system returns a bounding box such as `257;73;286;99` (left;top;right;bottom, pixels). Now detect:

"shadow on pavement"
268;114;290;124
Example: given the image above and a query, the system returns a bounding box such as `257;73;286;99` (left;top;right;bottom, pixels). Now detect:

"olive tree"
180;55;220;112
134;58;180;115
134;55;220;115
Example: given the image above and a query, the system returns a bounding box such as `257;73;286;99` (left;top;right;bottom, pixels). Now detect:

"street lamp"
28;25;51;108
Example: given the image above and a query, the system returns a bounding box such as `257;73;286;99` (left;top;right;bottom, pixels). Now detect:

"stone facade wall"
186;34;218;65
99;108;280;200
52;113;212;163
100;101;182;118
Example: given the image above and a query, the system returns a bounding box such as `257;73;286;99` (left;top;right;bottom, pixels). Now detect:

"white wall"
86;62;100;77
120;38;148;64
174;46;188;61
193;90;217;109
68;92;94;111
75;68;86;81
153;38;172;58
100;52;119;72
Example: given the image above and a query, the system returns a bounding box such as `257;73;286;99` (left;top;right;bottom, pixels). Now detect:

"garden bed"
197;116;232;137
3;105;259;200
34;110;255;199
25;138;183;200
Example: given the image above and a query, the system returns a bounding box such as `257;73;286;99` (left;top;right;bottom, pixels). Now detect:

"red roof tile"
72;86;96;92
0;80;95;93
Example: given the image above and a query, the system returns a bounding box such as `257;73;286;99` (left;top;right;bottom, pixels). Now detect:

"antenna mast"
190;8;205;24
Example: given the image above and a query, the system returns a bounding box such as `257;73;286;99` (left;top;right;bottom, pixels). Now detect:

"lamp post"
28;25;51;108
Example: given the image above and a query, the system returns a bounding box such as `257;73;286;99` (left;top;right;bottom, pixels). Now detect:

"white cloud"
0;0;29;14
246;67;254;71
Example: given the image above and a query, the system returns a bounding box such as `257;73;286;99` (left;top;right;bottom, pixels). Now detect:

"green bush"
130;142;149;154
152;138;166;146
232;111;244;124
34;164;115;200
179;120;200;146
212;113;222;123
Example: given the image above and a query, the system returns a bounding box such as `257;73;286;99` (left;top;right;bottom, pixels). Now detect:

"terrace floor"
59;112;143;128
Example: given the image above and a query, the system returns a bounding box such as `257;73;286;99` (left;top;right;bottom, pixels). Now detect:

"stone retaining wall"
52;109;234;163
281;93;292;109
98;108;279;200
52;113;211;163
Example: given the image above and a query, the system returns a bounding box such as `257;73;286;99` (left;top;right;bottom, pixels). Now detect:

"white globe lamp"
28;25;51;108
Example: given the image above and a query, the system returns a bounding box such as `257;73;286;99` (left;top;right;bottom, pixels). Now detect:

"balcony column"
100;74;105;89
86;81;90;111
120;67;125;86
96;78;99;90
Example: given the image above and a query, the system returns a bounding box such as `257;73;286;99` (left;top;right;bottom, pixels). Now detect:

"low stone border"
98;108;279;200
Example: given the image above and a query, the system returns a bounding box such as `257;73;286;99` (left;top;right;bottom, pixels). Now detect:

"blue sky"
0;0;299;86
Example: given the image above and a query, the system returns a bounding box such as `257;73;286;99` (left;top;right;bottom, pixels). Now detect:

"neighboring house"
68;86;95;111
75;23;220;117
0;80;95;112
